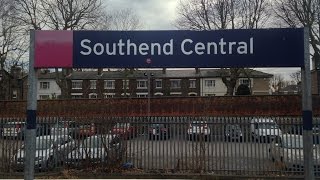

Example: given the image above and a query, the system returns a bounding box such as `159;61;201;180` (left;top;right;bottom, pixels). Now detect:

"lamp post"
144;73;154;119
145;58;153;120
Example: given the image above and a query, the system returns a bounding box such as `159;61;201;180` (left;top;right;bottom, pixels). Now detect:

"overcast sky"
105;0;301;81
106;0;178;30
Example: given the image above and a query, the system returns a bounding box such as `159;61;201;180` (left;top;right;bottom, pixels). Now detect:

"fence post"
24;29;37;180
302;27;314;180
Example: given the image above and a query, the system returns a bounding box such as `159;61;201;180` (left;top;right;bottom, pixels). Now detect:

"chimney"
162;68;166;74
11;65;22;79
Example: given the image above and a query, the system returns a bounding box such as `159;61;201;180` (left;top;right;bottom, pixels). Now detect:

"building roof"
37;68;273;80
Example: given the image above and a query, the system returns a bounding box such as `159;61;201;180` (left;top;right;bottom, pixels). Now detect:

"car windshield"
81;136;102;148
35;139;53;150
283;136;303;149
258;123;278;129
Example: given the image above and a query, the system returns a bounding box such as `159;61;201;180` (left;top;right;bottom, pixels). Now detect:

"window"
12;90;17;99
72;80;82;89
89;93;98;99
71;93;83;99
205;80;215;87
137;93;148;97
170;79;181;88
189;79;196;88
155;79;162;88
90;80;96;89
104;93;115;98
40;82;50;89
239;78;251;86
137;80;147;89
39;95;50;100
104;80;115;89
123;80;129;89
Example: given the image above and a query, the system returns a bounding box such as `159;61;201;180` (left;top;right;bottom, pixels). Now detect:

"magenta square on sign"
35;31;73;68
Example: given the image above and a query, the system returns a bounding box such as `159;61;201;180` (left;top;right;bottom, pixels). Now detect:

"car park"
71;123;96;139
2;121;25;139
65;134;123;167
19;123;51;140
225;124;243;142
111;123;136;139
187;121;211;141
50;120;78;137
148;123;170;140
12;135;75;171
290;124;320;144
250;118;282;142
268;134;320;172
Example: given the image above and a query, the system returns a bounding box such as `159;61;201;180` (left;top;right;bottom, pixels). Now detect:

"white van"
250;118;282;142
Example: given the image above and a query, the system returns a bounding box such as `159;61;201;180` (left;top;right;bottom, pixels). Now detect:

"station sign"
34;28;305;68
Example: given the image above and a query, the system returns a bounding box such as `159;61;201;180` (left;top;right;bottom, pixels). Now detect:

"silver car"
12;135;75;171
65;134;123;167
269;134;320;172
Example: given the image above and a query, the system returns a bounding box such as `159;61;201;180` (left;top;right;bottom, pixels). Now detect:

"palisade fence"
0;96;320;178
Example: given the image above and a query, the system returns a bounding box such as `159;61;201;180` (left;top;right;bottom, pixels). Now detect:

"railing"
0;116;319;178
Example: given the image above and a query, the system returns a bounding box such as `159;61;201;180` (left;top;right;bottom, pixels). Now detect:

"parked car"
111;123;136;139
12;135;75;171
65;134;123;167
225;124;243;142
250;118;282;142
50;120;78;137
268;134;320;171
71;123;96;139
289;125;320;144
187;121;211;141
19;123;51;139
2;121;25;139
148;123;170;140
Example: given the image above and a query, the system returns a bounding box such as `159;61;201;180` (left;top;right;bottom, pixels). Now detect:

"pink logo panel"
35;31;73;68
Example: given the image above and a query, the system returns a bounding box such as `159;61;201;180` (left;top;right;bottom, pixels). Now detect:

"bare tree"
273;0;320;69
176;0;271;95
14;0;104;98
0;0;27;100
102;8;143;31
290;70;301;85
270;74;286;93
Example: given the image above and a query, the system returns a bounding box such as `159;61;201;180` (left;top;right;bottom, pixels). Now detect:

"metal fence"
0;116;319;177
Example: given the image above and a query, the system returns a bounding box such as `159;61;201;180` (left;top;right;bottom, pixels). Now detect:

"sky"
106;0;301;81
106;0;178;30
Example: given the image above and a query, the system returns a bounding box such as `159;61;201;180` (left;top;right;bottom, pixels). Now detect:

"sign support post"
24;29;37;180
302;28;314;180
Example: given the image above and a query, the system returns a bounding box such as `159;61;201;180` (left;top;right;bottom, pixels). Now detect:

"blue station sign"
35;28;305;68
